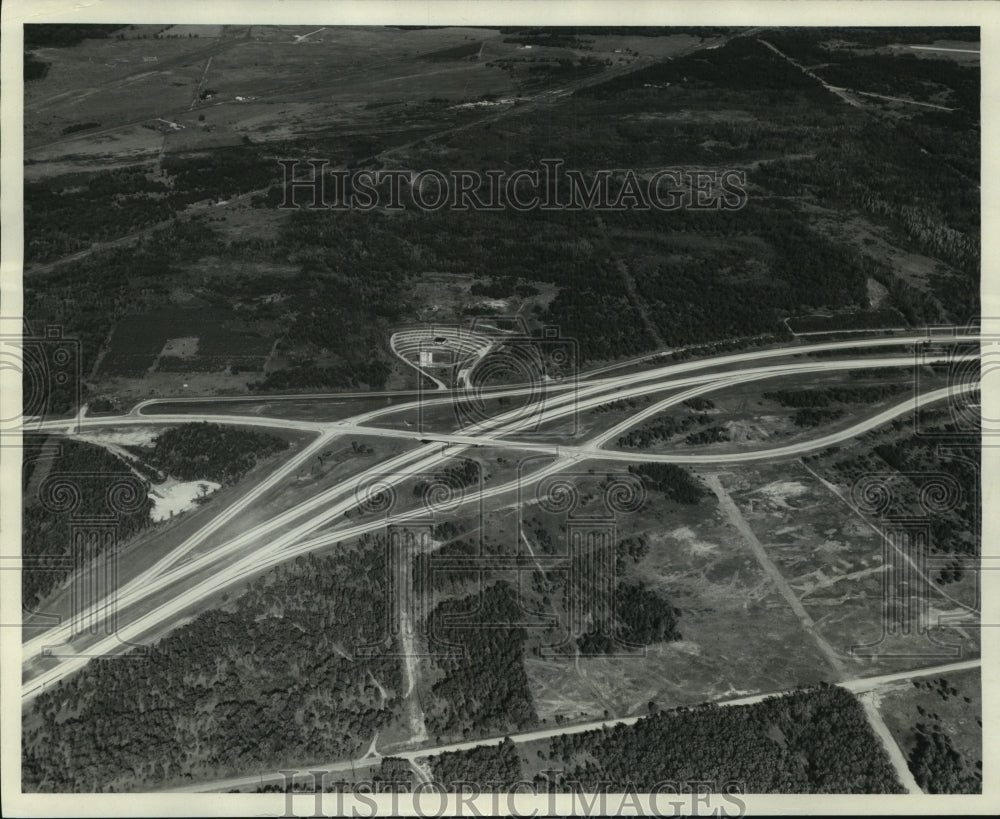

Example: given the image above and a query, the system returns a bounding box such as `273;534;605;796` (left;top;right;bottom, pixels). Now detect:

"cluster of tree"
577;581;681;655
628;464;707;505
816;53;978;117
425;581;538;741
617;412;711;449
764;27;978;55
25;217;220;381
349;208;654;363
60;121;102;135
538;684;904;793
131;422;288;485
494;55;606;89
161;143;282;205
23;547;406;792
413;459;481;498
615;534;649;573
19;325;82;416
551;31;977;333
786;309;907;334
764;383;909;408
684;426;729;445
763;121;978;321
668;336;787;363
24;54;51;81
25;172;174;263
372;757;414;790
24;24;126;48
908;723;981;793
631;218;876;349
22;438;152;610
793;407;845;428
430;738;523;790
415;531;520;592
251;361;392;392
873;430;979;574
592;396;651;415
256;209;415;385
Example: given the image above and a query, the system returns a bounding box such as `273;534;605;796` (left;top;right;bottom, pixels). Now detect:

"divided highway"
22;334;981;704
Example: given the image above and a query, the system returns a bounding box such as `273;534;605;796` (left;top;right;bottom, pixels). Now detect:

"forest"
424;581;538;742
537;684;904;793
627;463;708;505
763;384;909;408
908;722;981;793
22;437;152;611
128;422;289;485
23;547;406;792
23;25;980;409
429;738;523;791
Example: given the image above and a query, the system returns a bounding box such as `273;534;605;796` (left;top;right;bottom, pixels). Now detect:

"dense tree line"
786;308;907;334
684;426;729;445
23;547;405;792
764;384;909;408
161;144;284;205
577;581;681;655
593;396;651;415
131;422;288;485
24;25;126;48
628;464;707;504
251;361;392;392
538;684;904;793
22;438;152;610
425;581;538;741
617;412;710;449
430;738;523;790
372;757;414;790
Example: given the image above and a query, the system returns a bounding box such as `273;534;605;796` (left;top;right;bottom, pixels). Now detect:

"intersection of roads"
20;330;983;792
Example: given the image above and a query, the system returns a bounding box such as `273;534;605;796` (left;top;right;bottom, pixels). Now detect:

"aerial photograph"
5;9;989;816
